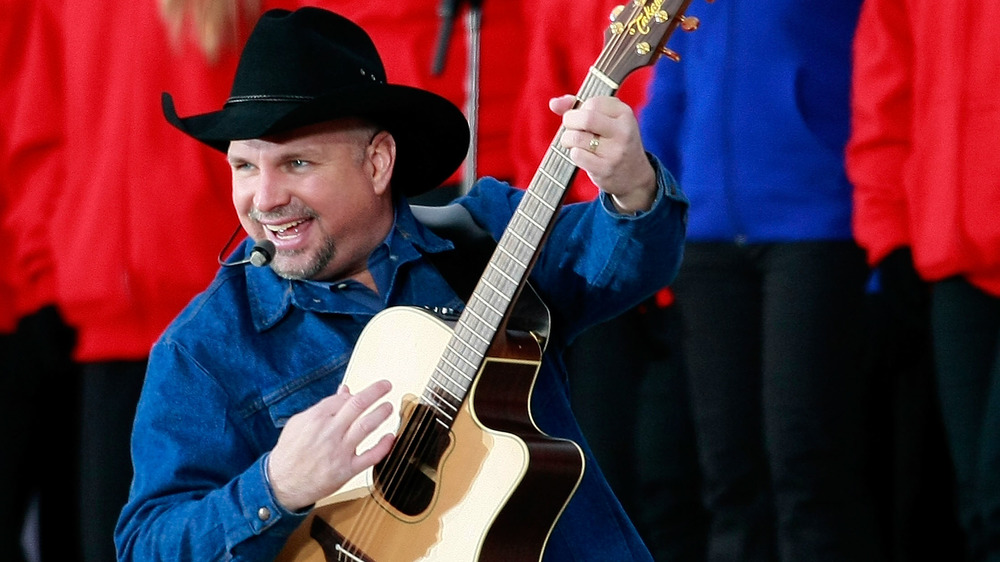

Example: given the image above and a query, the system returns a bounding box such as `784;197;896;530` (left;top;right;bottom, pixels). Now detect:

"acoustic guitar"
278;1;697;559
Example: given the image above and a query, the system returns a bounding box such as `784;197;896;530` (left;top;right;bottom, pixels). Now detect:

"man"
115;7;688;561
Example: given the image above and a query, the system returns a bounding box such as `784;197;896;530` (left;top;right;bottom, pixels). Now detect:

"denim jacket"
116;164;687;561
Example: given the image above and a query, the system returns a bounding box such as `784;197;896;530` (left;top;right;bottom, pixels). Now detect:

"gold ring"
588;135;600;153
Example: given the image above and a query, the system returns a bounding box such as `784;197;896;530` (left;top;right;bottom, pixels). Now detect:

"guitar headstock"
600;0;698;85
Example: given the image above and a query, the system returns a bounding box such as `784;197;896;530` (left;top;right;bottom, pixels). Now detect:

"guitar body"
277;307;585;561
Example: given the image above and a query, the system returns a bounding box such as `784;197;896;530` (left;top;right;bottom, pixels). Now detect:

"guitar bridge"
310;517;374;562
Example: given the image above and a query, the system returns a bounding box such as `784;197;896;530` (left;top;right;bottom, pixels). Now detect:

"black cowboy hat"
162;7;470;197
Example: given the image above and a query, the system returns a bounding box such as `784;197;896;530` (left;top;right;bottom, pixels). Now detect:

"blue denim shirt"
116;166;687;562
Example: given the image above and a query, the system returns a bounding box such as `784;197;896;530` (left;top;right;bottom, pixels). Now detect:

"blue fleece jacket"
639;0;862;243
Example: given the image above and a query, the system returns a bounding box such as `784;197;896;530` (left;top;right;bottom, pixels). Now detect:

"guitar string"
333;4;650;557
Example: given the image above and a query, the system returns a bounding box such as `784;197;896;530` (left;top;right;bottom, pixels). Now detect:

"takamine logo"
634;0;667;35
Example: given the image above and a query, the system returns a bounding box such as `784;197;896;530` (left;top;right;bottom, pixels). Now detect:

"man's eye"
290;159;308;168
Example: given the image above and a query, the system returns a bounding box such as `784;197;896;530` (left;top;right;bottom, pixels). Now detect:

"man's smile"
264;218;310;239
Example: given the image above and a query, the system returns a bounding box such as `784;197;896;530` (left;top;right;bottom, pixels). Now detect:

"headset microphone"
248;240;275;267
218;226;277;268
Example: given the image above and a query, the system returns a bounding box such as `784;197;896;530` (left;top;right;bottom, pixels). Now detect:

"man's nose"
253;169;291;211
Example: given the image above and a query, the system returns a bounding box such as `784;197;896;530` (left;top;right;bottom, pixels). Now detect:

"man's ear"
368;130;396;196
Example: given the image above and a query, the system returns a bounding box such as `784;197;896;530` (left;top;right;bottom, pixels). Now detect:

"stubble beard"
271;234;336;281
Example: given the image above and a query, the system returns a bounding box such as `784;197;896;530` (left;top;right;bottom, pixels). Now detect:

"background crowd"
2;0;996;561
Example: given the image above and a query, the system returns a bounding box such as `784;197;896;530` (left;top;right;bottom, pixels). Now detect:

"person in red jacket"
48;1;268;558
339;0;528;194
847;1;1000;560
0;0;82;559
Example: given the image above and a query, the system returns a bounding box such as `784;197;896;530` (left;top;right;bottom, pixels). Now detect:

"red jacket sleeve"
512;0;649;203
845;0;912;266
1;0;63;324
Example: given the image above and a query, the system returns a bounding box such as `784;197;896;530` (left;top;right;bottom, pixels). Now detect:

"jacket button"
257;507;271;521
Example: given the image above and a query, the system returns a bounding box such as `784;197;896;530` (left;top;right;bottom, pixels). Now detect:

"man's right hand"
266;379;396;511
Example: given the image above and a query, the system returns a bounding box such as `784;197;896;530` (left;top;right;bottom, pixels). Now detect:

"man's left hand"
550;94;657;213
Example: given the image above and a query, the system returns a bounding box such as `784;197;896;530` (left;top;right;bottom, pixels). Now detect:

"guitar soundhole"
373;403;452;516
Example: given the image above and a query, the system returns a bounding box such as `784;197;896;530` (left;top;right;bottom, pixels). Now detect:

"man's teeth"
264;219;306;234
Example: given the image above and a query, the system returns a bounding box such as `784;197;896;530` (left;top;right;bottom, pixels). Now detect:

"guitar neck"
420;74;617;422
419;0;695;426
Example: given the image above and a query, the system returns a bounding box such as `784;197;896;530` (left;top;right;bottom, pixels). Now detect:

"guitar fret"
453;327;489;359
506;224;535;251
465;305;500;334
472;290;505;319
484;265;519;293
551;146;575;166
462;322;492;347
514;208;546;235
429;375;463;403
535;184;565;209
528;190;558;213
537;167;559;185
446;340;481;370
426;390;458;415
432;363;465;389
466;290;504;318
423;383;455;407
424;391;457;418
455;316;492;344
476;277;506;306
438;353;471;384
430;380;465;406
519;194;557;227
509;239;538;266
584;68;619;93
496;243;527;270
496;241;531;269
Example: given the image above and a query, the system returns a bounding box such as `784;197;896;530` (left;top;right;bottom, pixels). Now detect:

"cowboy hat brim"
163;83;470;197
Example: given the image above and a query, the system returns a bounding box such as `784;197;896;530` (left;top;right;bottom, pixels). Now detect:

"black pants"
0;306;82;562
566;300;707;561
671;241;880;562
932;277;1000;562
79;360;146;562
862;269;963;562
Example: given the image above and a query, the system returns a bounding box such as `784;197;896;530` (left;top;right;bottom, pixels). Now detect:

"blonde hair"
158;0;262;62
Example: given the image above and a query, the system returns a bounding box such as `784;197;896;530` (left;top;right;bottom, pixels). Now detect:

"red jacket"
336;0;529;185
46;0;529;360
0;0;62;333
847;0;1000;296
51;0;254;360
512;0;653;203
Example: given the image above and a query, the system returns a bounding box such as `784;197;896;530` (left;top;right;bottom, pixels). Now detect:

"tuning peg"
660;47;681;62
609;5;624;21
679;15;700;32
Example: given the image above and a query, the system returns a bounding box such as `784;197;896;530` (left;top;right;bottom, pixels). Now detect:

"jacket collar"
244;200;454;332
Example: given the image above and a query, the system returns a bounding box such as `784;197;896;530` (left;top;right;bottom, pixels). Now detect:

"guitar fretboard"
422;70;620;425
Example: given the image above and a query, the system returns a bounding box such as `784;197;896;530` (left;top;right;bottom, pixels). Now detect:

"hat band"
225;94;315;106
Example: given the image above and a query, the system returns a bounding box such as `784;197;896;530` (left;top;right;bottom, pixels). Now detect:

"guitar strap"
412;204;551;345
413;204;496;303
